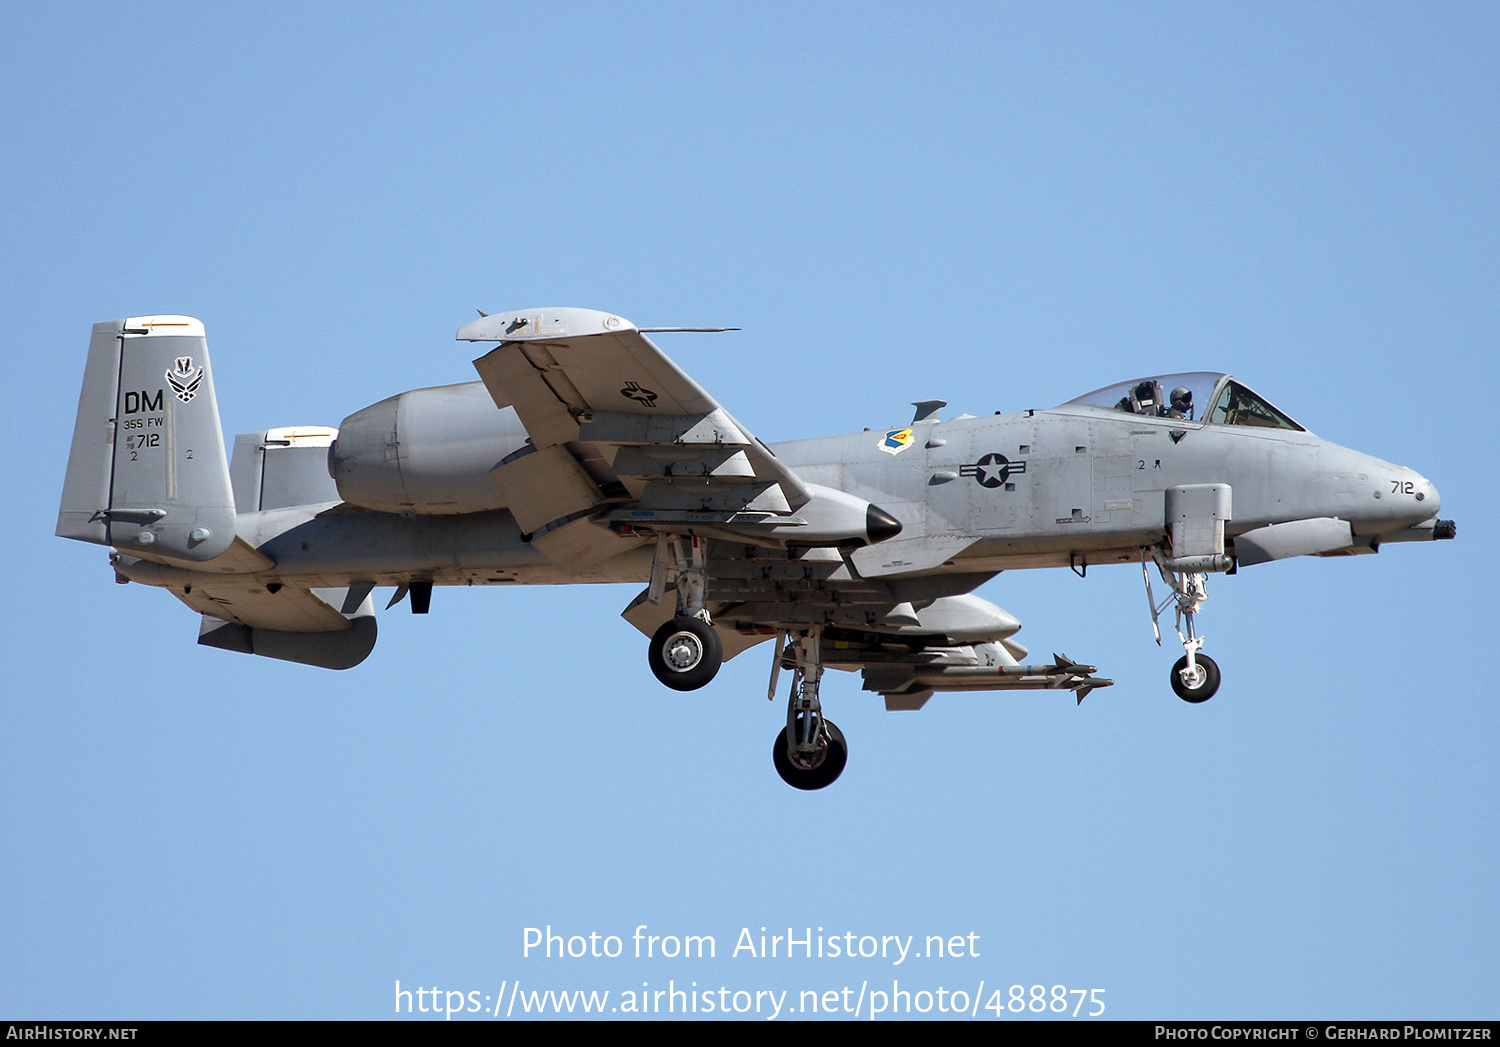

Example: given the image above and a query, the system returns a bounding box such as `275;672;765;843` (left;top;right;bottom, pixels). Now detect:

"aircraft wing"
459;308;811;564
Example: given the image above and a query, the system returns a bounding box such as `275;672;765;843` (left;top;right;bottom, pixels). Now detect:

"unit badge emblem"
879;427;915;455
166;357;203;403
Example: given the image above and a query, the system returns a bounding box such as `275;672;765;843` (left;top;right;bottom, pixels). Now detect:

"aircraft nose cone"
866;504;904;544
1392;469;1441;526
1418;476;1441;517
1416;479;1455;539
1383;469;1444;534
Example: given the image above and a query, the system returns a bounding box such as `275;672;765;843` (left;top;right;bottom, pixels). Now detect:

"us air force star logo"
166;357;203;403
621;381;659;407
960;452;1027;489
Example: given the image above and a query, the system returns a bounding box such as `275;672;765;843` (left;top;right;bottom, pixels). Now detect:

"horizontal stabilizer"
196;585;377;670
199;614;377;670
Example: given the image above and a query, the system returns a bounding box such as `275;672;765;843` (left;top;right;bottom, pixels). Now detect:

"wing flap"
474;343;583;448
489;445;606;534
531;516;650;569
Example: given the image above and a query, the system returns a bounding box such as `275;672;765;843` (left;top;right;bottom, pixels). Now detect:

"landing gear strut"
772;628;847;789
1143;550;1222;703
644;535;723;691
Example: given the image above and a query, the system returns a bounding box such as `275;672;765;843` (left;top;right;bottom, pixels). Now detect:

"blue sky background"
2;1;1496;1020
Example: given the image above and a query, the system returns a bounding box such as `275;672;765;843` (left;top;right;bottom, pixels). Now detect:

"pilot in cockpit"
1166;386;1193;420
1116;381;1165;416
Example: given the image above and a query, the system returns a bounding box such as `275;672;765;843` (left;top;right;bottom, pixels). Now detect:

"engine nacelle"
761;484;903;547
330;381;530;514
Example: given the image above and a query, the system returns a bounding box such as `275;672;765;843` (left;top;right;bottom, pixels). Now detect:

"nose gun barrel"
1381;518;1456;544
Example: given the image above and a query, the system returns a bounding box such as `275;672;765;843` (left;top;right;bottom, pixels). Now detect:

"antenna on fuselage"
911;400;947;424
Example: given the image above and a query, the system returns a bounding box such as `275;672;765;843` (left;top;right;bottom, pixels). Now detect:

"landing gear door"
1165;484;1232;572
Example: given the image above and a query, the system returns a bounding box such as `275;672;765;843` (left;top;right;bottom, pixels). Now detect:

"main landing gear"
640;535;847;788
1143;550;1223;703
649;616;722;691
774;717;847;791
644;535;724;691
768;628;847;790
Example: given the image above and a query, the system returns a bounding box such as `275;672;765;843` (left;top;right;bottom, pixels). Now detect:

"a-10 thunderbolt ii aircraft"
58;308;1454;789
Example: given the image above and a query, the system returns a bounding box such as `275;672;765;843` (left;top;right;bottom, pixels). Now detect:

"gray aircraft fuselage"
121;383;1435;591
782;402;1438;572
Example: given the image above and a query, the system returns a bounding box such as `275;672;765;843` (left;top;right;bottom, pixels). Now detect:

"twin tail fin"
57;316;235;561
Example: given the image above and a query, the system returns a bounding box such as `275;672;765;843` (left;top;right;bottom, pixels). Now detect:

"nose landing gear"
1144;549;1223;703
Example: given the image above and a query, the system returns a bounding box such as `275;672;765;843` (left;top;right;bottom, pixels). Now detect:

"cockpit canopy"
1064;372;1304;431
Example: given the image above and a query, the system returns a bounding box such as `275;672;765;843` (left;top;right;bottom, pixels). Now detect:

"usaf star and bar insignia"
960;453;1027;489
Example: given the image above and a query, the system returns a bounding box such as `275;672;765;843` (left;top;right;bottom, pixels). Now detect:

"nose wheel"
1143;549;1224;703
1171;652;1220;703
